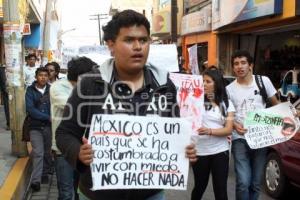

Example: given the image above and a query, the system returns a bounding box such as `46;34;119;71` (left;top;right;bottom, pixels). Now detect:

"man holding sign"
56;10;196;200
226;50;279;200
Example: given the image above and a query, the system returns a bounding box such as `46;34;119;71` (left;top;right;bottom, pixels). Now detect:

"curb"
0;157;31;200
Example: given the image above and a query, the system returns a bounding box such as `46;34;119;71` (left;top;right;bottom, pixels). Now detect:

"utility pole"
3;0;28;157
90;14;108;45
171;0;178;43
42;0;56;65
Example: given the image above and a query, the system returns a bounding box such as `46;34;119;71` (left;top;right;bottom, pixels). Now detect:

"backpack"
254;75;272;108
22;115;32;142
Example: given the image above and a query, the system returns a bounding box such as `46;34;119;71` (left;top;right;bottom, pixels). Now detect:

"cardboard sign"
169;73;204;134
188;44;200;75
244;102;300;149
88;114;192;190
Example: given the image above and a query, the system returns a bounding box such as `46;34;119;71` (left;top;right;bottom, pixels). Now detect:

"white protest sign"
62;44;179;72
88;114;192;190
188;44;200;75
244;102;300;149
169;73;204;134
147;44;179;72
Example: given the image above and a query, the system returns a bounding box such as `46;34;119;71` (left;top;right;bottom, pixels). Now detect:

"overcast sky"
60;0;111;46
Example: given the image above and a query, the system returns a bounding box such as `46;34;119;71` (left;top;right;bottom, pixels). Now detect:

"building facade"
181;0;216;72
151;0;184;45
214;0;299;89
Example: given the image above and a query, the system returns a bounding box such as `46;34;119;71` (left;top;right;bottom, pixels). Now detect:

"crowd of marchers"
20;9;282;200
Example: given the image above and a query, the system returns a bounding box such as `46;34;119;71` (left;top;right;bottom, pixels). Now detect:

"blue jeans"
232;139;267;200
78;190;165;200
55;155;75;200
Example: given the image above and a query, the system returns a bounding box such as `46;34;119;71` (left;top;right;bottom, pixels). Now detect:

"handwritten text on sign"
88;114;192;190
169;73;204;134
244;102;300;149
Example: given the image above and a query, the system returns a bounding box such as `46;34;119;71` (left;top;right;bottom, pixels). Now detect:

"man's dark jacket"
25;82;51;129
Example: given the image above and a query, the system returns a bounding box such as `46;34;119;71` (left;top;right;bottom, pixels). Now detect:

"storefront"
213;0;300;90
181;3;216;73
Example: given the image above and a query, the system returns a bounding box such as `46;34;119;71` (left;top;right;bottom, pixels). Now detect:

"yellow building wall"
183;32;217;69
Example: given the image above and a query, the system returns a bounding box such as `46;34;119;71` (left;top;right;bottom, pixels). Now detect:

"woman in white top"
191;68;235;200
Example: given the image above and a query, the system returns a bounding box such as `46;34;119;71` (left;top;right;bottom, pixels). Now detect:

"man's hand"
234;121;247;135
78;137;93;166
185;144;197;163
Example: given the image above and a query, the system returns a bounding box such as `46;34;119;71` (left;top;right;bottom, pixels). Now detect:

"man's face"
28;56;36;67
35;71;49;87
47;65;56;80
232;56;253;79
107;25;150;75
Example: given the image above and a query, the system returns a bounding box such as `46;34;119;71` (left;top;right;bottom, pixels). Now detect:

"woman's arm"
198;112;234;136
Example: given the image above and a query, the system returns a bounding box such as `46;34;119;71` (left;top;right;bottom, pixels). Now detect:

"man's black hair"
102;9;150;42
45;62;61;79
231;50;253;67
27;53;37;60
67;56;98;82
202;68;229;117
35;67;49;76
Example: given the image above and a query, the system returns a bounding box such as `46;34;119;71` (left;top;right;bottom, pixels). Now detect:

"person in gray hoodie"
56;9;197;200
50;57;97;200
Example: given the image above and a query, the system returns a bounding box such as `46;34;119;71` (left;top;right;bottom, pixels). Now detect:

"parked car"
263;99;300;198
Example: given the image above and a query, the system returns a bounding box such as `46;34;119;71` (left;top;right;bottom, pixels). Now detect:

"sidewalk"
0;105;31;200
26;173;58;200
0;105;17;187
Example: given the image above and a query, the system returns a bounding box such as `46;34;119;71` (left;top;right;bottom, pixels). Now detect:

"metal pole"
97;14;102;45
90;14;108;45
42;0;52;64
3;0;28;157
171;0;177;43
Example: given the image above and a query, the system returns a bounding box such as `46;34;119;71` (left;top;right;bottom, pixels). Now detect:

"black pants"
191;151;229;200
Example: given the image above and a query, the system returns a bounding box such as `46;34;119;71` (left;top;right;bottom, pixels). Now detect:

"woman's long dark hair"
203;68;229;117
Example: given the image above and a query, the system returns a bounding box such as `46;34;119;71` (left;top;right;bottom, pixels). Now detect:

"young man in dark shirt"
56;9;197;200
26;67;51;191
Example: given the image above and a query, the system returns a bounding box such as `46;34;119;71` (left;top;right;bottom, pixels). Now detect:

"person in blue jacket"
25;67;52;192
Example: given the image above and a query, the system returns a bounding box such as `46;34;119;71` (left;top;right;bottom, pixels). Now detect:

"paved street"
0;106;17;188
26;173;58;200
25;157;278;200
165;158;273;200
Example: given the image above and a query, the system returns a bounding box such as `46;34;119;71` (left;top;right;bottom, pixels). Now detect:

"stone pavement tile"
31;196;48;200
39;186;49;191
48;194;58;199
32;191;48;196
49;188;57;193
0;172;5;183
27;173;60;200
49;192;58;196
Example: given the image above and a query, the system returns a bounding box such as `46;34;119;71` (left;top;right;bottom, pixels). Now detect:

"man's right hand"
234;121;247;135
78;137;93;166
